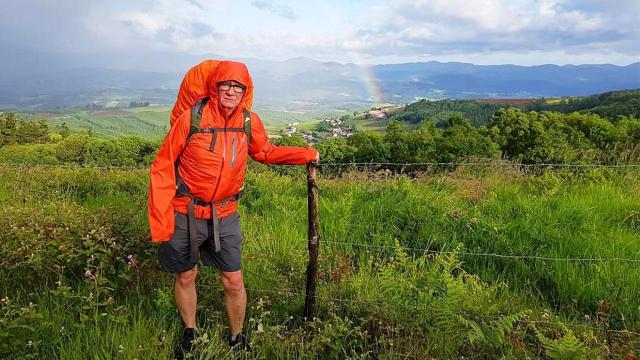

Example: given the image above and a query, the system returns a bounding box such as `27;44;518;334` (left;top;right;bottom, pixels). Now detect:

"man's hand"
307;149;319;165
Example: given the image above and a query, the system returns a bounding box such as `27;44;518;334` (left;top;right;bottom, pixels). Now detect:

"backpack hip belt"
177;175;242;261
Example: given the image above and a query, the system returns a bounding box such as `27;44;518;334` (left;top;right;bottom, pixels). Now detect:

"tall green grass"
1;164;638;358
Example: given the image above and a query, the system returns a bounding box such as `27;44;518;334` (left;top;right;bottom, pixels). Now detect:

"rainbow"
350;52;385;105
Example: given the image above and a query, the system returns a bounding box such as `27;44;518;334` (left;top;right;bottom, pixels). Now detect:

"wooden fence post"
304;163;320;321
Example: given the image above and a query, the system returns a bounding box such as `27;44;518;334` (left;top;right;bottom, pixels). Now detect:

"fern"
533;326;589;360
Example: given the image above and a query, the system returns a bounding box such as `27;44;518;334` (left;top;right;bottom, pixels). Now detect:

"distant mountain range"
1;51;638;111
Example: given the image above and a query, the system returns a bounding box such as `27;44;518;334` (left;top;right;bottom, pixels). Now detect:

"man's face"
217;81;245;110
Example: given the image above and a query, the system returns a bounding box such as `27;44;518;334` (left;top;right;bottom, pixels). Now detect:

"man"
148;61;318;355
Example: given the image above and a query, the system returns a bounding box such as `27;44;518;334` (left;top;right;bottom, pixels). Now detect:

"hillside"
527;88;640;119
388;99;501;127
8;106;354;140
2;54;639;111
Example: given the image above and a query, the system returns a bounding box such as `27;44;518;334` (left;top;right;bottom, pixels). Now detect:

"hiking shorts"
158;212;243;273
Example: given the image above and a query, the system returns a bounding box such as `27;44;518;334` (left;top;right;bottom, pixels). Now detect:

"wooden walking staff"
304;163;320;321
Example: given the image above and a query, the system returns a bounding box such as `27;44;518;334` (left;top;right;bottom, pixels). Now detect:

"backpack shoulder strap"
175;98;209;186
190;98;209;139
243;108;252;145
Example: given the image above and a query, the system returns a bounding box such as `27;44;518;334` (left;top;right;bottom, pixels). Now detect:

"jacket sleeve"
248;113;318;165
148;112;190;242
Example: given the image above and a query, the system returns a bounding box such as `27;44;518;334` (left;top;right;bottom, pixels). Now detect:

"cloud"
342;0;639;61
0;0;636;67
185;0;204;10
190;21;218;38
251;1;296;20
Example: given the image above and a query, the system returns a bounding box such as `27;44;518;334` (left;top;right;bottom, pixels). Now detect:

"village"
279;104;400;142
281;117;354;142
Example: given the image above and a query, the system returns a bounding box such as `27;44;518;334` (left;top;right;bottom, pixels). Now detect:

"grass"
1;164;639;358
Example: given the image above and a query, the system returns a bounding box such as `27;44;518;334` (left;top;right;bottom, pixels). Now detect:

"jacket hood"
209;61;254;113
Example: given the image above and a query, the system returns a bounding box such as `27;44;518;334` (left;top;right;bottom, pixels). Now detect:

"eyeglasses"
217;82;246;94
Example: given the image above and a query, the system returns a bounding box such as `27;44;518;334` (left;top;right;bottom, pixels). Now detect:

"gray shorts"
158;212;243;273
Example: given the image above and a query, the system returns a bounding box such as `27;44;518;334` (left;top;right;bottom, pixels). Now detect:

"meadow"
1;163;639;359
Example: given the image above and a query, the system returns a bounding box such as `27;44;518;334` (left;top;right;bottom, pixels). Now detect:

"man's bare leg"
220;270;246;334
175;265;198;329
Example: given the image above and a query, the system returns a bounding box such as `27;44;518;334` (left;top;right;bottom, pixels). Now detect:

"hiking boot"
174;328;196;359
227;332;252;352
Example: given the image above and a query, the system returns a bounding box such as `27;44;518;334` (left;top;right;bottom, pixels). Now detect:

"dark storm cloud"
0;0;94;52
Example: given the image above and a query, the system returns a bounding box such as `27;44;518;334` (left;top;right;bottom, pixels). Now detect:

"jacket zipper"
231;135;237;168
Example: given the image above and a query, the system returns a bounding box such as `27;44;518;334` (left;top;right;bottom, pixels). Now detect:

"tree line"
527;89;640;120
305;109;640;166
0;112;156;167
1;107;639;168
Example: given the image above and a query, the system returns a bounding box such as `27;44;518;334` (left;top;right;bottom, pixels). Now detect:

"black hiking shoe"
227;332;252;352
174;328;196;359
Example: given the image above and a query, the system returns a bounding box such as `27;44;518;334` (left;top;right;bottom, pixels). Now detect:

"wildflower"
127;254;134;262
27;340;33;347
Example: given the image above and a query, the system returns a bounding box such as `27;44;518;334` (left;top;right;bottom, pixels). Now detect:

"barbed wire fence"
2;161;640;355
2;160;640;171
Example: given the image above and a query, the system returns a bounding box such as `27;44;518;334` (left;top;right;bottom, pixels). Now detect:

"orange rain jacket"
148;61;318;242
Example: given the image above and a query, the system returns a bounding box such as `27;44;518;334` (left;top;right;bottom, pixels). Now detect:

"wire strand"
2;161;640;171
322;240;640;263
316;162;640;168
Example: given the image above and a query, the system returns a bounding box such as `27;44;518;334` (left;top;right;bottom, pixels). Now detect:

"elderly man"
148;61;318;355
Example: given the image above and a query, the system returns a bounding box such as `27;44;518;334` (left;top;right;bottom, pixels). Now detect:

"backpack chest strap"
187;98;252;152
197;128;246;133
195;128;246;151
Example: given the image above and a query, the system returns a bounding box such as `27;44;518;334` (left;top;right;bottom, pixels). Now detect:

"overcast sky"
1;0;639;67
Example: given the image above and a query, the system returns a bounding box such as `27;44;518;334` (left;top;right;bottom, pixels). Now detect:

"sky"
1;0;639;67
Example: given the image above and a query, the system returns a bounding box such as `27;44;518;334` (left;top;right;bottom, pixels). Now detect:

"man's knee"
177;266;198;287
221;271;244;294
